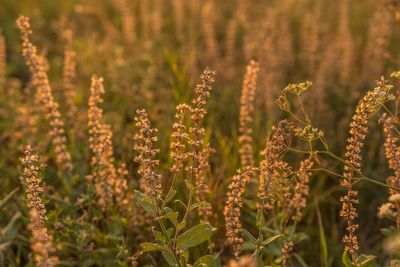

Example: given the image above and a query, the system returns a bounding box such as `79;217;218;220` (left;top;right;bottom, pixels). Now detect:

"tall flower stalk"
20;145;59;267
340;78;394;262
16;16;72;172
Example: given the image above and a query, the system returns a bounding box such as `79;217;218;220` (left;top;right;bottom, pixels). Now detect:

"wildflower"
114;0;136;45
239;60;259;168
258;120;294;212
115;163;132;216
189;68;215;220
62;29;77;119
20;145;47;223
284;81;312;96
16;16;72;172
294;125;324;142
362;2;394;78
337;0;355;85
380;113;400;192
281;241;294;266
340;77;393;256
225;17;238;74
227;254;257;267
224;167;257;258
300;1;321;74
88;75;126;211
389;194;400;203
378;203;395;219
290;156;314;221
276;93;291;112
0;30;5;88
28;209;59;267
133;109;162;199
378;113;400;229
20;145;58;267
170;103;190;173
201;0;218;60
189;67;215;154
195;144;215;223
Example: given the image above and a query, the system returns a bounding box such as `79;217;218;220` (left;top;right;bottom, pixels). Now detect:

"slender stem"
161;173;179;210
296;95;311;124
287;110;308;125
286;148;400;191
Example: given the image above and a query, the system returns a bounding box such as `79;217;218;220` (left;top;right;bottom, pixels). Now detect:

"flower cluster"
238;60;259;168
224;167;257;258
290;156;314;222
195;144;215;223
133;109;162;199
0;30;5;88
340;77;393;255
16;16;72;172
20;145;58;267
170;103;190;173
62;29;77;119
258;120;294;212
378;113;400;227
87;75;128;211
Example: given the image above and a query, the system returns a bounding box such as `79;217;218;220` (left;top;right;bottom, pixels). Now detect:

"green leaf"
0;188;19;209
193;255;215;267
175;199;187;209
176;224;216;250
2;212;21;241
261;234;284;246
166;228;174;239
177;220;187;231
358;254;377;267
140;242;166;252
239;229;257;244
184;179;192;190
190;201;210;211
153;231;165;242
316;201;328;267
342;251;354;267
162;250;178;266
180;249;189;266
135;191;156;214
165;190;177;203
158;210;178;226
293;253;309;267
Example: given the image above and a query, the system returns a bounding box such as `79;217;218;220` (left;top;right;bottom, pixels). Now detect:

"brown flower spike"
16;16;72;172
20;145;59;267
340;77;394;257
239;60;260;168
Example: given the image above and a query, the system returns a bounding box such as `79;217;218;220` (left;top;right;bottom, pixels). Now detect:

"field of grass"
1;0;400;266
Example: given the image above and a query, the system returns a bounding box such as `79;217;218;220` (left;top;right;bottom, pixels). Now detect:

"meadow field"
0;0;400;266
